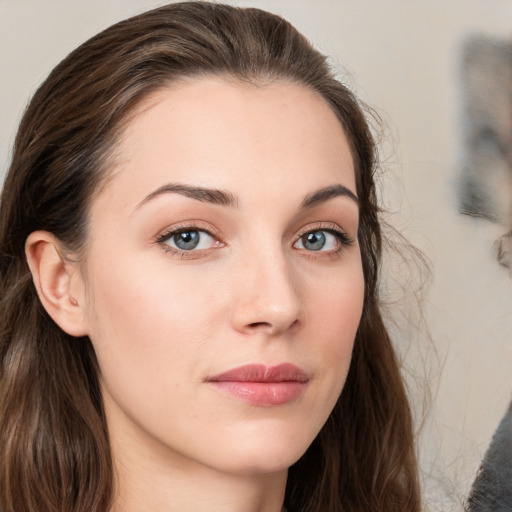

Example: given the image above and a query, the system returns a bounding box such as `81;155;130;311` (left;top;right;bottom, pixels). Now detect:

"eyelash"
155;221;354;259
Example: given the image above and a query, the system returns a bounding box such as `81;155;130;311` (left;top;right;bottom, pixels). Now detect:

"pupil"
174;231;200;250
304;231;325;251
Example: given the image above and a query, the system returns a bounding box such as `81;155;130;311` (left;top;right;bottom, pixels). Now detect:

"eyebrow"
135;182;358;211
135;183;238;210
299;184;359;209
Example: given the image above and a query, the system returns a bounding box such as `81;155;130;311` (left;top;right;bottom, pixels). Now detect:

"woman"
0;3;420;511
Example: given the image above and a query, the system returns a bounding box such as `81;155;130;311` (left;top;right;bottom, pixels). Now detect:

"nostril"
247;319;299;334
248;321;272;329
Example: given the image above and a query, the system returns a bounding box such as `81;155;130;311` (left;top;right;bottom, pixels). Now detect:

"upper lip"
206;363;309;383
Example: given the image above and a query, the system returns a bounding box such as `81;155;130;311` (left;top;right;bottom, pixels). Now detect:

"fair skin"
26;77;364;512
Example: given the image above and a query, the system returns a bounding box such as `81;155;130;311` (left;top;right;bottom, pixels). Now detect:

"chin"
220;450;304;477
211;424;316;476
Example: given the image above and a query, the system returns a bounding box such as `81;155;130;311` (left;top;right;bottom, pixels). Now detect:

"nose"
230;249;303;336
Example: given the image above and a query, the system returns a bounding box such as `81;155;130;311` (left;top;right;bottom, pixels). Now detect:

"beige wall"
1;1;511;509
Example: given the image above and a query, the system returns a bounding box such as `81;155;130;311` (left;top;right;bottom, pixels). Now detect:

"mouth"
206;363;309;406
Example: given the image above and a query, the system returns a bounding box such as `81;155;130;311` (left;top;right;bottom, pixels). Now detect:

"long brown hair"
0;3;420;511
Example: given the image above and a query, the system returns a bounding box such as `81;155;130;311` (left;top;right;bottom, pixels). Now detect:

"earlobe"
25;231;88;337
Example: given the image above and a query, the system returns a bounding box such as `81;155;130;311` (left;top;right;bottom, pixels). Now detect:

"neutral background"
1;1;511;510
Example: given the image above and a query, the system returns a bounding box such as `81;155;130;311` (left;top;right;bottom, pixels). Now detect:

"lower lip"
208;381;306;406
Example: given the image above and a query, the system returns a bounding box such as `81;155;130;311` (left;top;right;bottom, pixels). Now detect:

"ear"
25;231;89;337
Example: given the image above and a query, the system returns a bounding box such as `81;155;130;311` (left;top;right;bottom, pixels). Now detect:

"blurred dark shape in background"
458;35;512;271
466;402;512;511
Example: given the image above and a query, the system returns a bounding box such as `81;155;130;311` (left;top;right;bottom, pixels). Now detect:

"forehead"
101;76;356;210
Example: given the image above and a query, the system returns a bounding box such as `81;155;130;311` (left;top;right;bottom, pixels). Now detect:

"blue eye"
161;229;217;251
302;231;327;251
173;231;200;250
294;229;349;252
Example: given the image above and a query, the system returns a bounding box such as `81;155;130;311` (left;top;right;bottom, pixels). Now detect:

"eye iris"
303;231;326;251
174;231;200;250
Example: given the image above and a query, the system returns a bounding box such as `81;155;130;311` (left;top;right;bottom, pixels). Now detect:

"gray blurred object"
458;35;512;271
466;402;512;511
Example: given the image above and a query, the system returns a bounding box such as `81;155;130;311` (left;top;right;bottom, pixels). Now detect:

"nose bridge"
230;236;302;335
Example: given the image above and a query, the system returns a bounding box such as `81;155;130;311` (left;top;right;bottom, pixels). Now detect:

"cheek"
83;255;225;389
82;257;232;455
307;262;364;349
300;259;365;399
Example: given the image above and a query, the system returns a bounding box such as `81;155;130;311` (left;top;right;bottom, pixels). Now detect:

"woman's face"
78;77;364;476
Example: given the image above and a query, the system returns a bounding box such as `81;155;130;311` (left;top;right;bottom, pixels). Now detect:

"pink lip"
206;363;309;406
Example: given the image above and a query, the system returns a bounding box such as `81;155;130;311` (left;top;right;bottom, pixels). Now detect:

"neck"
108;421;287;512
111;454;287;512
